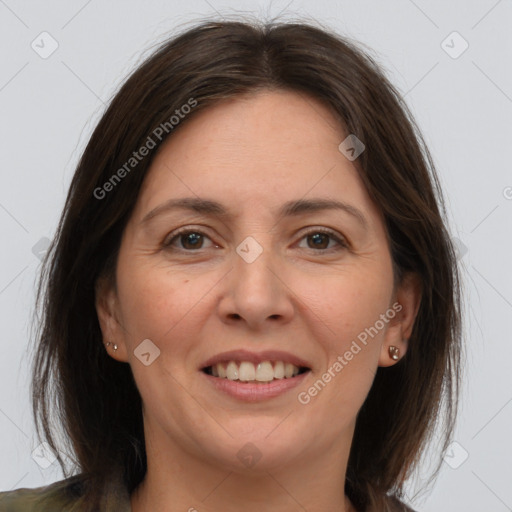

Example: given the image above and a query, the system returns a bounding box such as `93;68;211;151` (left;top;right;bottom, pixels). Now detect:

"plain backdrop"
1;1;511;510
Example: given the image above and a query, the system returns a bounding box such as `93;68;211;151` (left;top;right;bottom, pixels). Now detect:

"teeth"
210;361;303;382
274;361;285;379
226;361;239;380
285;362;296;378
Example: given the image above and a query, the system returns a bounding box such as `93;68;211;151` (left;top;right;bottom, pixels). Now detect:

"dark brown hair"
31;16;462;511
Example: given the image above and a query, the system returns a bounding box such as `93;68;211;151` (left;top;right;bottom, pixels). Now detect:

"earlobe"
379;327;409;367
379;272;422;367
95;276;128;362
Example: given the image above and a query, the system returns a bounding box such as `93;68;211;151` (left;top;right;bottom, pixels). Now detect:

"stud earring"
105;341;118;351
388;345;400;361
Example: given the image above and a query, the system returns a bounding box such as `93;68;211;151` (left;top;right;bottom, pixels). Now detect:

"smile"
202;360;310;383
201;361;311;402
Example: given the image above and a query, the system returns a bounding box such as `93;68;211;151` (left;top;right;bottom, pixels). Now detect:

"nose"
217;236;295;330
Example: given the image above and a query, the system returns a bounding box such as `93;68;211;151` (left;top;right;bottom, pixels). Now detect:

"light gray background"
1;1;511;510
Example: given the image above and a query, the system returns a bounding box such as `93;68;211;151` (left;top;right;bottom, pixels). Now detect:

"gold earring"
388;346;400;361
105;341;118;352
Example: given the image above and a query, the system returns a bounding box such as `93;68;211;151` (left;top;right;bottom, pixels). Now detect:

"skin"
96;90;421;512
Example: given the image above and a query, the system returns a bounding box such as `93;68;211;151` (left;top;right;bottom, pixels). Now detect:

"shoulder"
0;474;86;511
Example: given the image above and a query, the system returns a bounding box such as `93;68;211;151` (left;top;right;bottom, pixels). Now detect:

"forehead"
132;90;381;226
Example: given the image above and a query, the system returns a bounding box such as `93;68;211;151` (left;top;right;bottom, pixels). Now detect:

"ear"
379;272;422;367
95;275;129;362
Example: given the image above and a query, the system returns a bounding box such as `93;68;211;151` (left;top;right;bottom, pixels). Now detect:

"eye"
163;226;348;253
296;228;348;252
163;228;217;251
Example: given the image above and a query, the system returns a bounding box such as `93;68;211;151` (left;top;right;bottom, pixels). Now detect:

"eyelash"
162;226;349;254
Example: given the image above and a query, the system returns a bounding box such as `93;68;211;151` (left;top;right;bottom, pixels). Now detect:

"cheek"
297;262;393;342
297;281;391;430
116;265;200;397
115;253;200;340
114;259;224;385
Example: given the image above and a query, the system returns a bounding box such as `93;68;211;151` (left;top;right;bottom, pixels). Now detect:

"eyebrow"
141;197;368;229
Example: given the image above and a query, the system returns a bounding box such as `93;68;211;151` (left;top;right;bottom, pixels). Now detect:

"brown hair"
31;16;462;511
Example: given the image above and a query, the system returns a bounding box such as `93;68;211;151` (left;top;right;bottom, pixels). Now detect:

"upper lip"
200;349;312;370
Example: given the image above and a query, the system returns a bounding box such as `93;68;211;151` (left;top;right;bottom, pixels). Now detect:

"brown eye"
298;229;348;253
164;229;215;251
307;232;330;249
179;232;204;250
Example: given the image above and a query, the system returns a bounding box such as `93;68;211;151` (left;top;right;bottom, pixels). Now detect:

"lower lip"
201;370;310;402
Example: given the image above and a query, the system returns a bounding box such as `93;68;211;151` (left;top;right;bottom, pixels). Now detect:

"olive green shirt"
0;474;417;511
0;472;131;511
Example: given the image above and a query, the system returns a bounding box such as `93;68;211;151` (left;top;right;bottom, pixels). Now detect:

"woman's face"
97;90;419;473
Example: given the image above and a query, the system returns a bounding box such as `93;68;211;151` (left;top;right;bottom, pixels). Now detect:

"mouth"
199;349;312;401
201;361;311;402
201;361;311;383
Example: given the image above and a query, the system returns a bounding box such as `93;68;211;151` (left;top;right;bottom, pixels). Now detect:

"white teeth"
273;361;285;379
239;361;256;381
255;361;274;382
226;361;239;380
285;362;295;378
211;360;304;382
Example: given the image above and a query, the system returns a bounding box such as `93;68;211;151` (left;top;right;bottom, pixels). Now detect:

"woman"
0;17;462;512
